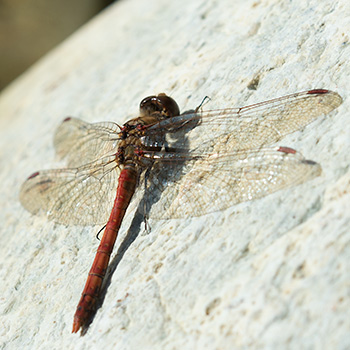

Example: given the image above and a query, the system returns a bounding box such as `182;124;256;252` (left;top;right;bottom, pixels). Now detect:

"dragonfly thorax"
117;94;181;164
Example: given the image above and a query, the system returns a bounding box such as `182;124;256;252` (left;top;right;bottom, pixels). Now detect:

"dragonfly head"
140;93;180;118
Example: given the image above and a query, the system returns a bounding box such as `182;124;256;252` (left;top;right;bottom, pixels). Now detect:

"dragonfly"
19;88;342;333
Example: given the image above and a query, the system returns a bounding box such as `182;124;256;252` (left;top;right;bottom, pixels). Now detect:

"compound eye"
140;93;180;117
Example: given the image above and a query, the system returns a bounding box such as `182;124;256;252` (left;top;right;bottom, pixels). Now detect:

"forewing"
54;117;120;167
144;90;342;155
19;155;119;225
144;147;322;220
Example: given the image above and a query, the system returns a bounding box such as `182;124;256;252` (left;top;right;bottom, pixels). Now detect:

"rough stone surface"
0;0;349;349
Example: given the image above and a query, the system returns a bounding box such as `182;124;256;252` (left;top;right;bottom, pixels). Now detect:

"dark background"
0;0;115;91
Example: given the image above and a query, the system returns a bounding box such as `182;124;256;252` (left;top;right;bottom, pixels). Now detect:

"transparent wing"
143;146;322;220
19;155;120;225
54;117;121;167
143;90;342;155
20;89;340;226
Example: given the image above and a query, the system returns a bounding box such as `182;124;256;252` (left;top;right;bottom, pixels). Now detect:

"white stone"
0;0;349;349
